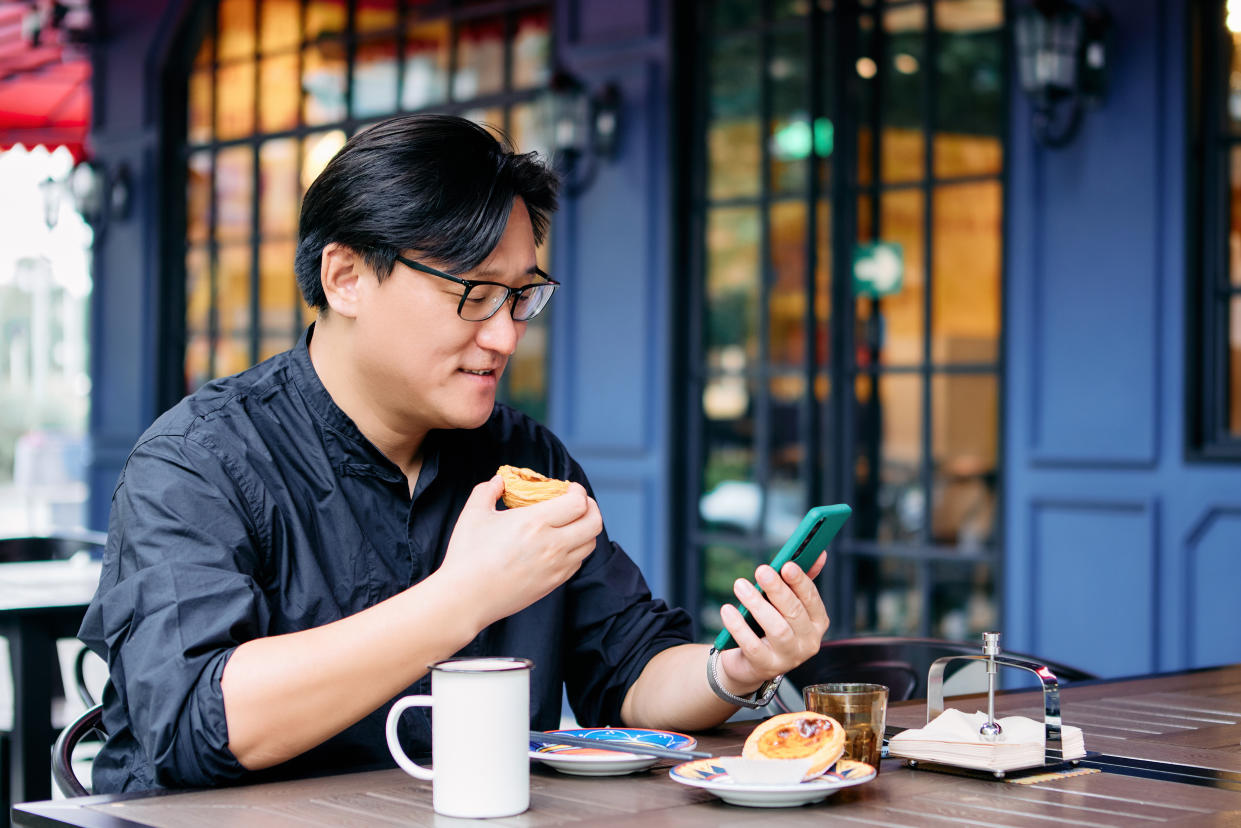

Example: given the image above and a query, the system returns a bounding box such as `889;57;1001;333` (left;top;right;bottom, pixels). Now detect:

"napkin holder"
901;644;1081;780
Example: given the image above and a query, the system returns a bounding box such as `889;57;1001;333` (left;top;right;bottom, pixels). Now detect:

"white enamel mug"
385;657;533;818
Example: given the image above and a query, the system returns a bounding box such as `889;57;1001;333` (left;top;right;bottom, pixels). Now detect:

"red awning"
0;1;92;161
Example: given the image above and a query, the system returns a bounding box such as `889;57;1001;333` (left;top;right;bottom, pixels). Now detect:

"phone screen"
711;504;852;651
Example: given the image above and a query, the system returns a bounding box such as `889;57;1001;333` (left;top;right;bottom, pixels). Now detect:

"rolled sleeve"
81;432;272;788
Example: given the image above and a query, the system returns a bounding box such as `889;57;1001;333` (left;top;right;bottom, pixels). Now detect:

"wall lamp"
38;161;133;235
540;69;623;196
1014;0;1110;148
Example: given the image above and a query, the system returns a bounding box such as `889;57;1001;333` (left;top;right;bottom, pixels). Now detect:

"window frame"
1189;0;1241;461
676;0;1008;641
159;0;554;415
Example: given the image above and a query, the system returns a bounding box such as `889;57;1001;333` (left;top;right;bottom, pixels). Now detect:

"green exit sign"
853;242;904;298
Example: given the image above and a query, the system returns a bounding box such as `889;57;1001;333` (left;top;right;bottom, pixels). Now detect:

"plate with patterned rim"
530;728;697;776
668;757;877;807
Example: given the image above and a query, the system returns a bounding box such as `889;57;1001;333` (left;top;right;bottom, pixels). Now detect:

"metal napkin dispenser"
903;632;1080;778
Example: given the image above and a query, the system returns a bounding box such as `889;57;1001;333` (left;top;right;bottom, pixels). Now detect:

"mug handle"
386;696;433;780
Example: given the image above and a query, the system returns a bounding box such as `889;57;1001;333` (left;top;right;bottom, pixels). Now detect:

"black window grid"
680;0;1006;641
168;0;551;407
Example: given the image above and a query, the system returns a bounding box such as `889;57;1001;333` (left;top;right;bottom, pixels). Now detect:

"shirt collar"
290;323;407;482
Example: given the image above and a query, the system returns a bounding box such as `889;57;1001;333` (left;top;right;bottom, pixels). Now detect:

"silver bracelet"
706;647;782;709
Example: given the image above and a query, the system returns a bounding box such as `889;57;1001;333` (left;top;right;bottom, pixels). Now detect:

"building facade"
85;0;1241;678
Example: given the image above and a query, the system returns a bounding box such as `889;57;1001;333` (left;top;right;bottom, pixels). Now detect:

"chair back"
52;703;105;798
774;636;1098;713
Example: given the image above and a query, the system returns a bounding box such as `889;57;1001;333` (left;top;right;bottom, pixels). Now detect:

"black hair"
294;114;560;310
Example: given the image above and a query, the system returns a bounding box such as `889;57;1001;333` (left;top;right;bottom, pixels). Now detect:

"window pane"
1231;295;1241;435
1230;29;1241;133
853;373;922;544
513;8;551;90
770;201;808;368
187;151;212;244
260;0;300;53
217;245;252;340
217;0;255;61
356;0;398;34
706;207;760;358
186;333;212;391
301;130;347;195
932;373;997;547
699;379;757;532
259;240;298;334
504;313;550;423
403;20;449;109
1231;146;1241;287
882;4;926;182
189;70;213;145
186;246;212;341
858;190;924;365
933;181;1000;364
713;0;761;32
817;198;831;365
854;558;921;634
259;53;301;133
454;17;505;100
931;561;995;640
768;372;807;542
354;38;399;118
259;139;299;238
770;29;809;194
303;41;347;125
934;0;1003;177
215;335;253;379
215;146;253;243
701;543;762;639
856;14;876;187
511;100;551;159
463;107;505;133
708;35;760;200
216;61;256;140
306;0;347;40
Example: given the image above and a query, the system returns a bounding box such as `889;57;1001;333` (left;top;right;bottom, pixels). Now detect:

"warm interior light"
1229;0;1241;33
894;53;919;74
856;57;878;79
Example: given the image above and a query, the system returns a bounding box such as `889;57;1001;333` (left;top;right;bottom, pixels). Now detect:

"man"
79;114;830;792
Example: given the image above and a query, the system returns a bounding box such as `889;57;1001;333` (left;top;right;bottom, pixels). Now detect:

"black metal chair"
52;703;105;797
772;636;1099;713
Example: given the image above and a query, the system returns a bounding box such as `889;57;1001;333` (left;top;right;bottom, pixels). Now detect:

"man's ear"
320;243;362;318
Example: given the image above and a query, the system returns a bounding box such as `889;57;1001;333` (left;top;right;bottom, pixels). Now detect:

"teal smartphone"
712;504;852;651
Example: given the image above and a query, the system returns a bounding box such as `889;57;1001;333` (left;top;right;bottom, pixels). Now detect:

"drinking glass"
803;682;888;772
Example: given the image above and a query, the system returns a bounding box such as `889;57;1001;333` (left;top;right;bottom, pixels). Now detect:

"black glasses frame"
394;255;560;322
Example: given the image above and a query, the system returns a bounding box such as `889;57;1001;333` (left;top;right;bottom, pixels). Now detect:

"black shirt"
79;325;692;793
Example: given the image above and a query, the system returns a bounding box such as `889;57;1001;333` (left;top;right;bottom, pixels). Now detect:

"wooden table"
13;665;1241;827
1;560;101;812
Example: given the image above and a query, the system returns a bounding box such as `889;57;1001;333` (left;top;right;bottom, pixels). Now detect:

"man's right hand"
435;474;603;628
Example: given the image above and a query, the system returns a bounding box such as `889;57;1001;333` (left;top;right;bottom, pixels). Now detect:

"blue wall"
1004;0;1241;676
548;0;676;600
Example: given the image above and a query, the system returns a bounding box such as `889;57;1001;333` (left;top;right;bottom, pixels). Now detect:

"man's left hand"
717;552;829;691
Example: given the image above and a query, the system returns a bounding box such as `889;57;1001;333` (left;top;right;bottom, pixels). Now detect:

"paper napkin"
888;709;1085;773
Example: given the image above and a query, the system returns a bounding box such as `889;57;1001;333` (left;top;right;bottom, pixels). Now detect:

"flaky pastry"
497;465;570;508
741;711;846;779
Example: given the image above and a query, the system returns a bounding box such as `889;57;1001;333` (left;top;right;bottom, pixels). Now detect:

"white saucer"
530;728;697;777
669;757;877;808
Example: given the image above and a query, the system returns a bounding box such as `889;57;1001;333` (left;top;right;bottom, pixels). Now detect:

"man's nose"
476;305;523;354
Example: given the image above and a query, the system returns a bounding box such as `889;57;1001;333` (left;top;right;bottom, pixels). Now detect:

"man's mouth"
460;368;495;376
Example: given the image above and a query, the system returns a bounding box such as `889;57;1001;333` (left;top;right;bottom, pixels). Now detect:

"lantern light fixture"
1014;0;1111;147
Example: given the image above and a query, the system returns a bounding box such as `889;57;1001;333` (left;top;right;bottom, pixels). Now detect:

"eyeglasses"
395;255;559;322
